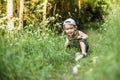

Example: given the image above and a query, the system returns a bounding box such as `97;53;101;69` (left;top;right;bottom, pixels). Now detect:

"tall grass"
0;34;76;80
84;4;120;80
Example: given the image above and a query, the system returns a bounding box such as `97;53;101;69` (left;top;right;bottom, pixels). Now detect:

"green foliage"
0;33;75;80
0;15;7;36
85;3;120;80
23;14;62;36
0;0;111;33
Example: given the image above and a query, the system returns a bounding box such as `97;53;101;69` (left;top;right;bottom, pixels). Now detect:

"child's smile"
64;24;76;36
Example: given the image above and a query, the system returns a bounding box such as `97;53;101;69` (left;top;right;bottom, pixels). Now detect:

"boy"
63;18;89;61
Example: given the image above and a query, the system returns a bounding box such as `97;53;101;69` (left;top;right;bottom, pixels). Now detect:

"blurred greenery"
0;0;110;32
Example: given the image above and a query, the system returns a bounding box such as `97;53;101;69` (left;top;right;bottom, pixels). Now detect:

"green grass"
0;33;87;80
0;4;120;80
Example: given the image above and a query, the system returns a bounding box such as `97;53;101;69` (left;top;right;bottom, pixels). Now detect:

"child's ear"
74;26;77;30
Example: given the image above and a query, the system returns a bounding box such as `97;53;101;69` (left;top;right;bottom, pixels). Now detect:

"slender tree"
78;0;81;10
0;0;1;14
18;0;24;31
43;0;48;23
7;0;14;31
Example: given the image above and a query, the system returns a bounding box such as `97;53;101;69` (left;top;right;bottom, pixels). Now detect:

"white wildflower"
73;64;80;74
88;68;93;72
10;43;13;46
29;24;33;27
92;56;98;64
86;68;93;74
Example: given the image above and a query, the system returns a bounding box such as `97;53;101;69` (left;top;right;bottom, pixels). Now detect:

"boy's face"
64;24;76;36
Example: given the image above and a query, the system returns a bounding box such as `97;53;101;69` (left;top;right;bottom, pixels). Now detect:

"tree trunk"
0;0;1;14
18;0;24;31
43;0;48;23
78;0;81;10
7;0;14;31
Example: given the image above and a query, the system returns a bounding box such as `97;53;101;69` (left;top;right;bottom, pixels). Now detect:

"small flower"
29;24;33;27
73;64;80;74
86;68;93;74
92;56;98;64
88;68;93;72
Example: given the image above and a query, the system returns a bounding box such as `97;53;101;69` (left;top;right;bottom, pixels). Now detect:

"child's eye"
70;27;74;29
65;28;69;30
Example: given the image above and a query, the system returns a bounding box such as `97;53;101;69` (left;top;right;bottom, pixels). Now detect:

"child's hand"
65;42;69;47
77;36;82;40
